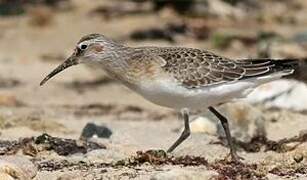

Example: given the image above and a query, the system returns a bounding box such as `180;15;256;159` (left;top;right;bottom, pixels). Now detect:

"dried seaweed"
0;133;105;156
214;131;307;153
210;160;265;180
0;139;21;155
115;150;208;167
36;159;109;172
269;166;307;177
33;149;307;178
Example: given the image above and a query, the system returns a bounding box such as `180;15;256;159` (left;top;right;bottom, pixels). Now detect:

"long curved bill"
40;55;78;86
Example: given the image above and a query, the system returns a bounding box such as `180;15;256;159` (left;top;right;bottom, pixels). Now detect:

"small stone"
247;80;307;111
0;173;14;180
189;116;217;135
293;153;303;163
80;122;112;140
0;156;37;180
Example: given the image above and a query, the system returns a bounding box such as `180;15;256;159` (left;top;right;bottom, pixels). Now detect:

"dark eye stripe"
74;47;82;56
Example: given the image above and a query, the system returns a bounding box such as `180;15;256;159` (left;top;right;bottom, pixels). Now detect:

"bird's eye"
80;44;88;50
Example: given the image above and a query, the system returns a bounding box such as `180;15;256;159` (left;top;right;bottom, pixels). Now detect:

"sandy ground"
1;0;307;179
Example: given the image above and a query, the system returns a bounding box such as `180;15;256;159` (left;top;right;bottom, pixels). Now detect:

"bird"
40;33;300;161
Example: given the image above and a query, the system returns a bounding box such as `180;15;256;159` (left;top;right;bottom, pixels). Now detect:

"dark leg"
208;106;243;161
167;108;190;153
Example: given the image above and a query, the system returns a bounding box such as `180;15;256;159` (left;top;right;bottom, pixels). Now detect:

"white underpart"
132;72;290;110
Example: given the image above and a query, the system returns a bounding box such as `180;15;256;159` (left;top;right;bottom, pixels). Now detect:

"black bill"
40;56;78;86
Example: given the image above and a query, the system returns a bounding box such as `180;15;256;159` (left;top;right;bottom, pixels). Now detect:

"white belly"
131;76;281;110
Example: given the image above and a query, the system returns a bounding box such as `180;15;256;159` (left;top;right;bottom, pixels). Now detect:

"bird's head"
40;33;122;86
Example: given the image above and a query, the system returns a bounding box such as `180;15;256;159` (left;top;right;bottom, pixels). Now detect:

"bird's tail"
267;58;299;75
237;58;305;79
286;58;307;81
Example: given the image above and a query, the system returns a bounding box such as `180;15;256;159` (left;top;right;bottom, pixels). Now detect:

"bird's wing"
149;47;295;88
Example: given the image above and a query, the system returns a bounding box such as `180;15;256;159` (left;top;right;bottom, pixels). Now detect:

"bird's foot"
225;151;244;163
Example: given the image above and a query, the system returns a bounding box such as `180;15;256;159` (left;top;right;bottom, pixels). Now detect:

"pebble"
0;156;37;180
80;122;112;140
293;153;304;163
246;80;307;111
189;116;217;135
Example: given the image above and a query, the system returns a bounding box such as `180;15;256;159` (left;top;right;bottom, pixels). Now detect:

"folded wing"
153;47;298;88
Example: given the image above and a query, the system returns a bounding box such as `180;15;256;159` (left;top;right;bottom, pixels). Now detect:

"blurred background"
1;0;307;179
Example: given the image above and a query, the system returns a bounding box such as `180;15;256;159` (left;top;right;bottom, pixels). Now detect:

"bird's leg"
208;106;243;162
167;108;190;153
